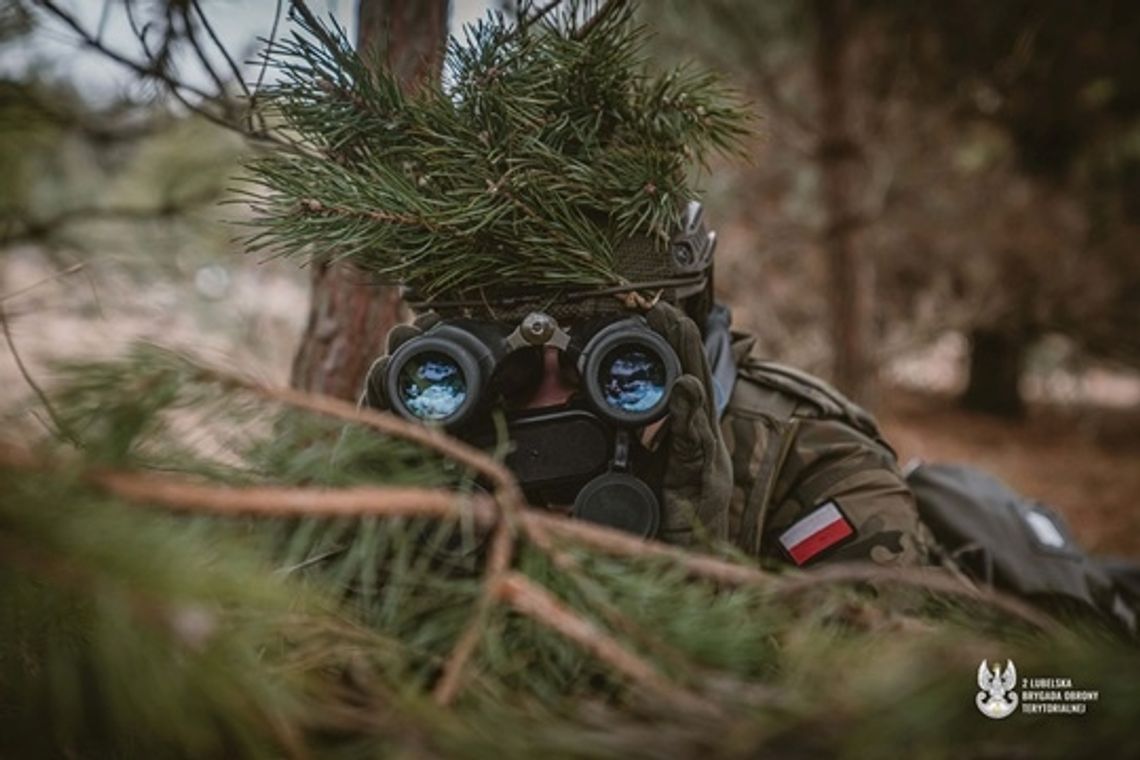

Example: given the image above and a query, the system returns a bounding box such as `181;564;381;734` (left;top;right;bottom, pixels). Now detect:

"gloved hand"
645;302;732;546
361;313;441;410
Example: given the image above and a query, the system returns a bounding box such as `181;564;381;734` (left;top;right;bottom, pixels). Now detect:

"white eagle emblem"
975;659;1018;719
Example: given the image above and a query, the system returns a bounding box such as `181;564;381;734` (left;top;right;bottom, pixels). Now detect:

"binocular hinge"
505;311;571;351
612;429;631;472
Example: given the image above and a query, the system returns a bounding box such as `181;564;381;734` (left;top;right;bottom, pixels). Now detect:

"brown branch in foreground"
525;510;772;586
214;373;525;512
0;440;1058;638
495;572;713;714
0;440;497;522
98;470;492;521
531;508;1058;635
543;548;701;681
3;434;745;587
432;520;514;705
767;564;1060;635
183;371;536;704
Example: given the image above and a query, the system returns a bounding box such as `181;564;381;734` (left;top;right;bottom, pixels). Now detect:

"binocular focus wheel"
572;472;660;538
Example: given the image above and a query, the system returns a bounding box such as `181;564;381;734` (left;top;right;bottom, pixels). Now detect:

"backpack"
906;462;1137;636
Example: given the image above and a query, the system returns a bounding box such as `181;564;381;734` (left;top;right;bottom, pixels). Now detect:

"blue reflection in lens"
398;352;467;421
599;347;666;413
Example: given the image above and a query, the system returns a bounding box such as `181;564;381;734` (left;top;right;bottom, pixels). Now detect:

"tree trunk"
813;0;876;408
289;0;447;400
962;328;1027;418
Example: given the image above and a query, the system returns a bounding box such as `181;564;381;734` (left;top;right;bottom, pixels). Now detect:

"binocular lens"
598;346;668;414
396;351;468;421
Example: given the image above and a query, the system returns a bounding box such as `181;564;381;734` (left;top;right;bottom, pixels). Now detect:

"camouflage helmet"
406;200;719;322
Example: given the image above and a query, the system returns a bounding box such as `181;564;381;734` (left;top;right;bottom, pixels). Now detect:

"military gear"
374;311;680;430
647;303;732;545
362;312;441;410
364;311;680;538
408;201;720;323
702;303;738;418
366;304;927;562
719;330;930;567
908;463;1136;635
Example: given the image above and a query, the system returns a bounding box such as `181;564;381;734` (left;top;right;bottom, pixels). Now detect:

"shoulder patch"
777;501;855;565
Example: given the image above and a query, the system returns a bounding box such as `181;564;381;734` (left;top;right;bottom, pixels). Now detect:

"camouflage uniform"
719;332;931;568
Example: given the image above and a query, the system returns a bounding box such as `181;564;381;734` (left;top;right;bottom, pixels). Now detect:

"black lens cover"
573;472;660;537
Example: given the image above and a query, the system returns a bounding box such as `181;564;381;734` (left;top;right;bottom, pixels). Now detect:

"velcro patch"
777;501;855;565
1024;508;1067;550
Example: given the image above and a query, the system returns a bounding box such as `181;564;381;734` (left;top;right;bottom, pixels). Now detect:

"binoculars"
373;311;681;536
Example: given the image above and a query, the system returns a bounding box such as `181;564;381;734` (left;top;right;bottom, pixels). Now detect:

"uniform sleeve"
725;407;930;567
757;418;932;567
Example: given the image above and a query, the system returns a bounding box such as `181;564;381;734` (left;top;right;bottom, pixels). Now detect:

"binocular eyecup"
383;314;680;430
573;471;660;537
383;323;498;430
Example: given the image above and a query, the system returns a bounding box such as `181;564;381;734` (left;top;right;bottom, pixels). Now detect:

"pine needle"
244;1;750;301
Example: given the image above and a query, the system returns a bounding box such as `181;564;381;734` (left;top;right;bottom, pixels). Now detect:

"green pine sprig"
243;1;750;300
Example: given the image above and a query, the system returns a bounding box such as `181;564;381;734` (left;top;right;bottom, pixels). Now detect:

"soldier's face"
516;347;578;410
499;341;665;519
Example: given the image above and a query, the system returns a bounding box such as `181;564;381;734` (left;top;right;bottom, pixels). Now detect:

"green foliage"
1;469;341;758
4;346;1139;758
244;1;749;300
0;80;68;216
45;343;454;486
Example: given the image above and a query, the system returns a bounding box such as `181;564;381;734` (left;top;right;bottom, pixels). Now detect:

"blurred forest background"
1;0;1138;554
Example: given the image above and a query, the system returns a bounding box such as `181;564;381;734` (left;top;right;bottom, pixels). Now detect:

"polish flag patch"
777;501;855;565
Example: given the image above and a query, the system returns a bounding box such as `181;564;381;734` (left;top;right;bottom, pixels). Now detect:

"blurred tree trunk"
290;0;447;399
813;0;876;407
962;329;1027;418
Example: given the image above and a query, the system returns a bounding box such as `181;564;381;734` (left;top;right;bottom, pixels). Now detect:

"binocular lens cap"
572;472;660;538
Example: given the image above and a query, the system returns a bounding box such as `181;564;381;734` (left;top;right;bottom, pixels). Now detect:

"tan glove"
645;302;732;546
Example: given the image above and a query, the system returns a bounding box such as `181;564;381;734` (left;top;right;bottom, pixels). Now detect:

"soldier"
240;1;931;571
254;0;1136;624
363;202;931;570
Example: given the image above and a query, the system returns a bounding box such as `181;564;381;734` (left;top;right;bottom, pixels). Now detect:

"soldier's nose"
523;347;576;409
